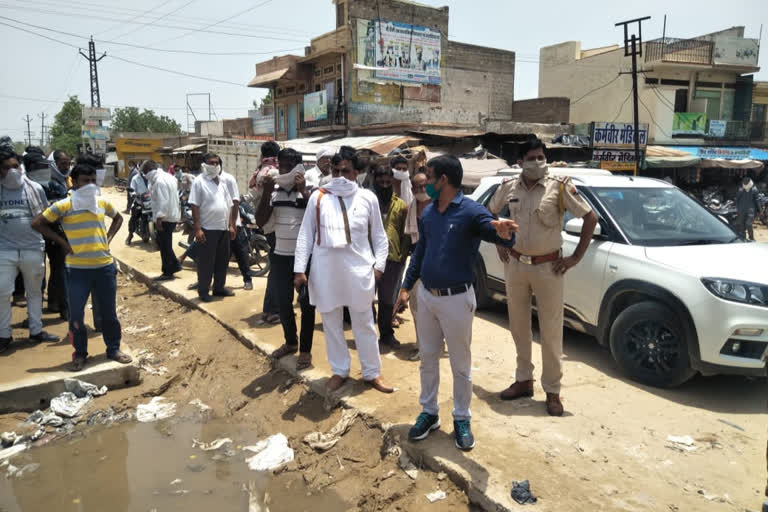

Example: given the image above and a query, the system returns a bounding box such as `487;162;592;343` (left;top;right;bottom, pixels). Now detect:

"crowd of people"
3;133;602;452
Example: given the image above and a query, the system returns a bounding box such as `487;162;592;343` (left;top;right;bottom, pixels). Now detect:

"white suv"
470;171;768;387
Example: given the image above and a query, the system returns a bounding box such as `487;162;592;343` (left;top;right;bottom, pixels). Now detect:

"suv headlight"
702;278;768;307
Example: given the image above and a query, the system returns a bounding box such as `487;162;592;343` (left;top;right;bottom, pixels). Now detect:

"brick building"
247;0;516;140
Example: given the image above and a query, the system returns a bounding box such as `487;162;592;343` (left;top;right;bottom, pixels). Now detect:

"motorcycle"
757;192;768;227
128;188;156;245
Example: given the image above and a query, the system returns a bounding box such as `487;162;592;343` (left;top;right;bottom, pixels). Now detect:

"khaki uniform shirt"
488;173;592;256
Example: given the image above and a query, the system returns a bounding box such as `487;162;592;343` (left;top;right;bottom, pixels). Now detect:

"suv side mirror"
565;217;602;237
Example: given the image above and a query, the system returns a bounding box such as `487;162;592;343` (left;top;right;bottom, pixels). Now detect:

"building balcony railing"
671;118;767;142
300;103;347;130
645;37;713;66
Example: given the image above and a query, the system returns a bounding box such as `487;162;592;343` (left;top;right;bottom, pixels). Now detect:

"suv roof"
479;171;675;190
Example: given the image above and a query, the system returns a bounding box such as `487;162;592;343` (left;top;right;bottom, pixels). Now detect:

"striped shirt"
42;197;118;269
269;188;308;256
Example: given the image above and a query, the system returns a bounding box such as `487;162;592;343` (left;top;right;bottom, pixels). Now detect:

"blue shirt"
403;191;515;291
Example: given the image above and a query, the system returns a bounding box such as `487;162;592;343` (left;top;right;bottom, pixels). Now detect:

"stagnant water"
0;416;347;512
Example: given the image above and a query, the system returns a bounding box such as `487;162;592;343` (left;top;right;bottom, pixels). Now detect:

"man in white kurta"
293;169;394;393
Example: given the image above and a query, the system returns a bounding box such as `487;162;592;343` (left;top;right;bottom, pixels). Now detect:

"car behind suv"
470;172;768;387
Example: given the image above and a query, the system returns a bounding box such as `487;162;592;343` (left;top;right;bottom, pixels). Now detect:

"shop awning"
247;67;289;87
172;143;206;154
700;158;764;170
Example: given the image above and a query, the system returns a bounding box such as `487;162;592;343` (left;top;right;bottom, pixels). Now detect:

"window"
278;106;285;132
753;103;767;124
324;65;335;75
336;2;345;28
673;89;688;113
691;89;721;121
315;84;322;92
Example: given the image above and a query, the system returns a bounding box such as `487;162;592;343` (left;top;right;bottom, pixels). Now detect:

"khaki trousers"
504;259;565;394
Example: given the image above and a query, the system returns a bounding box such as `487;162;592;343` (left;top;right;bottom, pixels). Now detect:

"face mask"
374;183;393;203
275;165;303;190
522;159;547;181
425;181;441;201
71;183;101;214
201;163;221;180
414;192;430;202
392;169;409;181
27;167;51;186
2;168;23;189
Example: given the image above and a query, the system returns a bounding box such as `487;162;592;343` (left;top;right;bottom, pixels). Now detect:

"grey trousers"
416;282;476;421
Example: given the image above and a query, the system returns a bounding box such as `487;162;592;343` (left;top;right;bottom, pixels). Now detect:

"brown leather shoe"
546;393;564;416
326;375;348;392
364;376;394;394
500;380;534;401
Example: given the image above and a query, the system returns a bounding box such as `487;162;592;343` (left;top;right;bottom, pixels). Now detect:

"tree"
110;107;181;134
49;96;83;156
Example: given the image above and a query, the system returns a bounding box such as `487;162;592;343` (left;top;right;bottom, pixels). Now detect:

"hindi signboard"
672;112;707;135
82;107;111;122
81;125;110;141
696;147;750;160
593;149;641;172
591;122;648;148
303;90;327;122
373;20;441;85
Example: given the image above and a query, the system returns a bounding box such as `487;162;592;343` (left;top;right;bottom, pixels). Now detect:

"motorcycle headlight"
702;278;768;307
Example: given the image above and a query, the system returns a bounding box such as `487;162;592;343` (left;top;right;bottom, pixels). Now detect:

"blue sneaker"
408;412;440;441
454;420;475;451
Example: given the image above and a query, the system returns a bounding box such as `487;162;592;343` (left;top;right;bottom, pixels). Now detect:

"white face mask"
392;169;409;181
2;167;23;189
275;164;305;191
71;183;101;214
414;192;430;202
521;159;548;181
201;163;221;180
96;168;106;186
27;167;51;186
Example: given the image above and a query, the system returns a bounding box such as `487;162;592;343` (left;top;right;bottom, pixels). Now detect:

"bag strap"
316;188;327;246
315;189;351;246
558;181;565;217
336;195;352;244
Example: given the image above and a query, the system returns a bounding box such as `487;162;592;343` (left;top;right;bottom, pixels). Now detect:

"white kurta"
294;188;388;314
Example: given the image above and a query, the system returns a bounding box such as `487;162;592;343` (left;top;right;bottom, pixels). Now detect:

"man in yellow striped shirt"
32;162;131;371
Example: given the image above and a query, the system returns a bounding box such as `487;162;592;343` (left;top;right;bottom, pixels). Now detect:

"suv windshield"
592;186;737;246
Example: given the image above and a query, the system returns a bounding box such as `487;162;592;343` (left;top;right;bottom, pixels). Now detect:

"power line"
0;5;306;42
0;93;250;110
638;95;670;138
571;74;622;105
612;89;633;122
94;0;175;38
107;55;246;87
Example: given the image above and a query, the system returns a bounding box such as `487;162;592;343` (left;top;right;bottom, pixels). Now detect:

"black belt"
427;283;471;297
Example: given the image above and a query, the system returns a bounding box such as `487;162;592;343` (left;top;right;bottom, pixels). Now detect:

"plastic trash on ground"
666;435;696;452
425;490;447;503
303;409;358;452
136;397;177;423
50;392;91;418
398;453;419;480
188;399;212;412
511;480;537;505
192;438;232;451
27;410;65;427
244;434;294;472
64;378;107;398
0;443;28;462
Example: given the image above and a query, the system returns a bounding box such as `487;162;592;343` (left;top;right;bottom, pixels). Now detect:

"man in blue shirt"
395;155;517;451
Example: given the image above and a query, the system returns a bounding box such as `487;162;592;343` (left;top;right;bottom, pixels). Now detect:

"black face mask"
374;183;393;204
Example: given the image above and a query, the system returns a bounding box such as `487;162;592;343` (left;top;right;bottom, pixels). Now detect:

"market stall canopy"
460;158;509;188
171;143;206;154
699;158;764;170
283;135;418;157
247;68;289;87
644;146;701;168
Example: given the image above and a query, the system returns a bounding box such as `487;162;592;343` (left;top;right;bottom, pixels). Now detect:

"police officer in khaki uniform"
488;137;598;416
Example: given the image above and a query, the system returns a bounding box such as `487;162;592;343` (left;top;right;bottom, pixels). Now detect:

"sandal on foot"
296;353;312;370
271;344;298;359
71;355;87;372
107;350;133;364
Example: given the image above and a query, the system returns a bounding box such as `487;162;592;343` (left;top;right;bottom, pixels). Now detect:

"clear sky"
0;0;766;142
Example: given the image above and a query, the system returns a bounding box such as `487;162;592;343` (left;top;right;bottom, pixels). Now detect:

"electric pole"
616;16;651;175
38;113;47;147
23;114;33;147
79;37;106;107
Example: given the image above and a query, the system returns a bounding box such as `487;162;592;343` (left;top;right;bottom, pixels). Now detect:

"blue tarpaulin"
672;146;768;161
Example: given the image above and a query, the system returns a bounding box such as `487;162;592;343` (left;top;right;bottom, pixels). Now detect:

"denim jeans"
0;249;45;338
67;263;121;357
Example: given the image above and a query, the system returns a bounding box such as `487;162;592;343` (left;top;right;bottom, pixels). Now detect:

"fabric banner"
672;113;707;135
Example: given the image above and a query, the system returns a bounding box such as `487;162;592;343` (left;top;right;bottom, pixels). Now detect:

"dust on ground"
0;274;476;512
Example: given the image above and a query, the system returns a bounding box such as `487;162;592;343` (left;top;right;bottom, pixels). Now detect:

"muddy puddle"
0;415;346;512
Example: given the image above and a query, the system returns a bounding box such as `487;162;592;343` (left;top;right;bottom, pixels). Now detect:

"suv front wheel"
609;301;696;388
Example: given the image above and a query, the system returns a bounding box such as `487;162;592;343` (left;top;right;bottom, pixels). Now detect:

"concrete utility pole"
79;37;106;107
38;113;47;147
616;16;651;176
23;114;33;147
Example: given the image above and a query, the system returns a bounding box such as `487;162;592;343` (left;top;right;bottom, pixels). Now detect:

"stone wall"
511;98;570;124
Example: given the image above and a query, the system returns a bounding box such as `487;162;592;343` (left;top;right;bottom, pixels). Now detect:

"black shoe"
154;274;175;282
187;282;199;291
454;420;475;451
408;412;440;441
380;335;401;348
29;331;58;343
212;288;235;297
59;309;69;321
199;294;213;303
0;337;12;353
